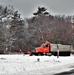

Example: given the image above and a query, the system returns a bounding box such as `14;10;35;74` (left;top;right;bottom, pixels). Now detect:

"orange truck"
27;41;71;56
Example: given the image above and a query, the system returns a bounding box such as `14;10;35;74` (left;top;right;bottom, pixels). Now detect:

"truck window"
45;44;48;47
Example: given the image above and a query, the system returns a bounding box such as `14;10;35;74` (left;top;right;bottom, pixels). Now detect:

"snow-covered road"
0;54;74;75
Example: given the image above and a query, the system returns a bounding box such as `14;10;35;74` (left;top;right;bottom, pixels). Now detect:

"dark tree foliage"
0;5;25;54
27;6;74;50
0;5;74;54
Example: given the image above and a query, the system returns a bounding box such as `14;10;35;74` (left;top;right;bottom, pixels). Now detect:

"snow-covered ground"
0;54;74;75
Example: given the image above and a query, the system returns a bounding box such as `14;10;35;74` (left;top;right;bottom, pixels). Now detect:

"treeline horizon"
0;5;74;54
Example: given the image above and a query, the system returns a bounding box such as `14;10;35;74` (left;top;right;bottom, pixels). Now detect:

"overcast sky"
0;0;74;18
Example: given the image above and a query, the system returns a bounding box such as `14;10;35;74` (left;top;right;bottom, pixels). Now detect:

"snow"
2;17;7;22
0;54;74;75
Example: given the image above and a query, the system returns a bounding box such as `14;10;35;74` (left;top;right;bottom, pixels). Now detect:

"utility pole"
57;44;59;58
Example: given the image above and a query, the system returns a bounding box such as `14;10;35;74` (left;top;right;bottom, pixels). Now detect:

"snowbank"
0;54;74;75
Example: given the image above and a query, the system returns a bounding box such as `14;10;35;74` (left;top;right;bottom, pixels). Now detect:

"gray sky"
0;0;74;18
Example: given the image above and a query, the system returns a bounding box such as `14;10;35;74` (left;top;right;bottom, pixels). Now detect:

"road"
54;69;74;75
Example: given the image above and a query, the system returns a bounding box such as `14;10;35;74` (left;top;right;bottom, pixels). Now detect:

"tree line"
0;5;74;54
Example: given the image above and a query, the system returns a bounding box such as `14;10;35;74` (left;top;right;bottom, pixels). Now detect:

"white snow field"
0;54;74;75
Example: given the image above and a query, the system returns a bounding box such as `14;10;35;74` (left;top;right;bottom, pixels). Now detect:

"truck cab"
35;42;51;55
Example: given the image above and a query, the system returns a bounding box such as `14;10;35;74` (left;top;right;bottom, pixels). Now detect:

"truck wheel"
38;52;43;56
